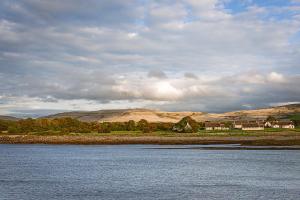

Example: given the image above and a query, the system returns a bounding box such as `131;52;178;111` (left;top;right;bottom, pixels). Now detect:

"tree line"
1;116;298;134
0;118;176;134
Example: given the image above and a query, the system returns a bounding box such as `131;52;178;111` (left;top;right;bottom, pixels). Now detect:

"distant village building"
204;122;216;130
242;123;264;131
233;120;254;129
280;121;295;129
264;121;272;128
172;121;193;132
205;122;230;130
233;121;242;129
184;122;193;131
205;119;294;131
271;121;295;129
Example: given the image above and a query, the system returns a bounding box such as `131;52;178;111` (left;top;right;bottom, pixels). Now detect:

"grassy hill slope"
41;104;300;122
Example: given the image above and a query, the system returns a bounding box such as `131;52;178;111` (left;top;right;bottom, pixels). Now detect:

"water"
0;144;299;200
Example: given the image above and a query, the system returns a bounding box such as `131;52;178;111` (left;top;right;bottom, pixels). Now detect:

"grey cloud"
0;0;300;116
184;72;198;79
147;70;167;79
0;0;142;27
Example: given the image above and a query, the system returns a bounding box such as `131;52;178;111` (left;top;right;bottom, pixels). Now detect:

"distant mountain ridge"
0;115;20;121
40;104;300;122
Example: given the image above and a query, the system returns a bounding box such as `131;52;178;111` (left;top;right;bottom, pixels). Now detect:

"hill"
203;104;300;121
42;108;203;123
0;115;20;121
41;104;300;122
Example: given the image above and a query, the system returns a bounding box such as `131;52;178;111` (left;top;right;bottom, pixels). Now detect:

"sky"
0;0;300;117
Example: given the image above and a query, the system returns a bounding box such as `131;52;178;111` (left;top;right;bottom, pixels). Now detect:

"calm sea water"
0;144;300;200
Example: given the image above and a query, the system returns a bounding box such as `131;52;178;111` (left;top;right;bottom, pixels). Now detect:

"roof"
234;120;264;125
274;121;294;126
234;121;242;125
205;122;229;127
242;123;264;128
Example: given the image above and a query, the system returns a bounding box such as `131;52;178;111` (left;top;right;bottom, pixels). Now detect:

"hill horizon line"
1;103;299;123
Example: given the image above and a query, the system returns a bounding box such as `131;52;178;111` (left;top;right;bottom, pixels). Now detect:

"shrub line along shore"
1;134;300;146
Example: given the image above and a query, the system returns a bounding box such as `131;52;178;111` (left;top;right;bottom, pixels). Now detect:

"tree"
0;120;9;132
126;120;136;131
223;121;233;129
137;119;151;133
98;122;111;133
8;125;21;134
198;122;205;130
173;116;199;133
18;118;36;133
266;116;276;122
153;122;173;131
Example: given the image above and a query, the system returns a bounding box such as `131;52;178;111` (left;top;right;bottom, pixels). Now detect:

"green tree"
98;122;112;133
8;125;21;134
173;116;199;133
126;120;136;131
266;116;276;122
0;120;9;131
137;119;151;133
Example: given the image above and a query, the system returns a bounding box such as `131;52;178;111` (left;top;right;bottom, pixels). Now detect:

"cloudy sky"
0;0;300;117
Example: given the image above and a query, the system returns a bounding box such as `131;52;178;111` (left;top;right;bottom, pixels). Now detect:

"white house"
233;121;242;129
264;121;272;128
273;121;295;129
205;122;230;130
242;123;264;131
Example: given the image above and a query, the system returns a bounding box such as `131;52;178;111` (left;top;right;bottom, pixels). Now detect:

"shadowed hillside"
0;116;20;121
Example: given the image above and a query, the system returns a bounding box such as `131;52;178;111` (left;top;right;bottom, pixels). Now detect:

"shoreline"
1;135;300;146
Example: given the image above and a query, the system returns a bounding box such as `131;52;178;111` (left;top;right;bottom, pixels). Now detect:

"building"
233;121;242;129
233;120;251;129
234;120;265;129
242;123;264;131
264;121;272;128
215;123;230;130
205;122;230;130
172;121;193;132
184;122;193;131
205;122;217;130
271;121;295;129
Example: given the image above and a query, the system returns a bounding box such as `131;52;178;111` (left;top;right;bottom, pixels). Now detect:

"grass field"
1;128;300;146
288;114;300;120
1;128;300;137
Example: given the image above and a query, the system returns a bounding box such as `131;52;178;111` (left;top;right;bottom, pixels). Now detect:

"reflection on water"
0;144;300;200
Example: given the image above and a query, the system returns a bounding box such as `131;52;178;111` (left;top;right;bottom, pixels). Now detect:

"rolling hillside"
41;104;300;122
42;108;203;123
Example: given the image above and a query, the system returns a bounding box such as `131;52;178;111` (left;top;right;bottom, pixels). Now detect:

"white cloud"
127;32;138;38
267;72;285;83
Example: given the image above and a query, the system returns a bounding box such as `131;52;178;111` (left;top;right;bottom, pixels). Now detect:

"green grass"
3;128;300;137
288;114;300;120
